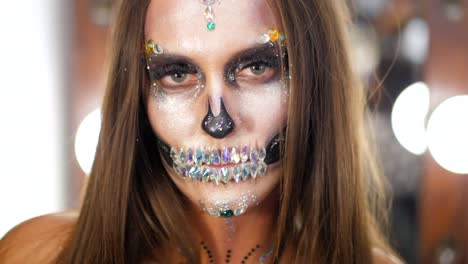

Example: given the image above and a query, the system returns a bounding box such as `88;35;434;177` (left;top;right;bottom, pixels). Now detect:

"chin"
164;160;281;218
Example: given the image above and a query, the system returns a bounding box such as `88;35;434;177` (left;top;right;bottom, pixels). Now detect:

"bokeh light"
426;96;468;174
391;82;430;155
74;108;101;175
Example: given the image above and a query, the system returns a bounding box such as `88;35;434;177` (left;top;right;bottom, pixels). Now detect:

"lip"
207;163;237;169
173;158;268;184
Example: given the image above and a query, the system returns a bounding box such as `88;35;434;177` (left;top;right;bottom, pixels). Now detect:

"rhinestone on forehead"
200;0;219;31
256;29;286;45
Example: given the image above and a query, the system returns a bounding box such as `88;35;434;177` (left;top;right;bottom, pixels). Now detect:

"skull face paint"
144;0;288;218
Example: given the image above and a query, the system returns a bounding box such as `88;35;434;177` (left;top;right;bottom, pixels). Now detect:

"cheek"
238;83;288;134
146;95;198;143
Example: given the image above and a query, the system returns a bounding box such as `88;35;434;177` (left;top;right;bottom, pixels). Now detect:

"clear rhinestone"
204;150;212;165
258;147;266;161
257;161;268;176
202;168;211;182
241;163;250;181
221;167;230;183
170;147;178;163
222;147;231;164
250;162;258;179
188;166;196;180
200;0;218;5
173;163;182;174
233;166;242;183
241;145;249;163
210;169;219;185
204;6;214;21
186;148;194;165
256;34;270;44
181;166;188;178
212;149;220;165
234;207;246;216
194;166;202;181
230;147;240;163
153;43;164;55
178;149;186;164
196;148;204;165
250;147;259;163
207;208;219;217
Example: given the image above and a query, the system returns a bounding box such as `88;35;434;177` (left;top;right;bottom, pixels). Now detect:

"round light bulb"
391;82;430;155
427;96;468;174
74;108;101;175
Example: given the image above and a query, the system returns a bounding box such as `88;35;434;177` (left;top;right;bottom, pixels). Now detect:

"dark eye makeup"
145;44;284;90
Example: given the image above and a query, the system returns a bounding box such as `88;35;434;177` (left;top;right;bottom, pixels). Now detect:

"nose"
201;98;235;139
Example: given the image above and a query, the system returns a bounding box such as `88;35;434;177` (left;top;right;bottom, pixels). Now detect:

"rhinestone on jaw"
169;145;269;182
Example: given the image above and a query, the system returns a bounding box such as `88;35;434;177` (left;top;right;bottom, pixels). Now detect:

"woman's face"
144;0;288;218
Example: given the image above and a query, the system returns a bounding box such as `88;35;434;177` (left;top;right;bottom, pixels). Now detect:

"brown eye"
250;64;266;75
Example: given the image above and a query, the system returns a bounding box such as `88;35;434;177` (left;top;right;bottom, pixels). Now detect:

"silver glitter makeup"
199;191;258;218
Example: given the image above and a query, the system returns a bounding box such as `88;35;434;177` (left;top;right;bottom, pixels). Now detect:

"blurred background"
0;0;467;263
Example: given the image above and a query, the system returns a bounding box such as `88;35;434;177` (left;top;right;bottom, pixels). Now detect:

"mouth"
171;145;268;184
157;132;284;185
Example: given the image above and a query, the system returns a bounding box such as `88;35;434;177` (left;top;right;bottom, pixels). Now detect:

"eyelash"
237;57;278;72
150;63;198;80
147;56;280;88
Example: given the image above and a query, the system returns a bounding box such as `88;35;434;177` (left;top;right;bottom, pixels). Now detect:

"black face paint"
201;98;235;139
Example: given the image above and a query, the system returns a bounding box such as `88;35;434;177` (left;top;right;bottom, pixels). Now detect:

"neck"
190;188;279;263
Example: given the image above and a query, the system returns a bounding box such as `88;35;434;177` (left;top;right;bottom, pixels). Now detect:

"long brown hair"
58;0;394;263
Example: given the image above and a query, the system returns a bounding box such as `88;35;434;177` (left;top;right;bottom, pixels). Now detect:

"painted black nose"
201;98;235;139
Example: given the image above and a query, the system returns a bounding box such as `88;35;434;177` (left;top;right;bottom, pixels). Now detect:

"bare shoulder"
0;211;78;264
372;248;405;264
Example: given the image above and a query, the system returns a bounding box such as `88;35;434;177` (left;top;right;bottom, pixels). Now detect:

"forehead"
145;0;278;56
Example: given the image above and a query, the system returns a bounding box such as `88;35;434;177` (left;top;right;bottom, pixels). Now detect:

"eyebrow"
224;44;280;71
146;43;280;69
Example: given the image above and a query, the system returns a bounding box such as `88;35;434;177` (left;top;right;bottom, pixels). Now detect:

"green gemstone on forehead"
207;21;216;31
220;209;234;218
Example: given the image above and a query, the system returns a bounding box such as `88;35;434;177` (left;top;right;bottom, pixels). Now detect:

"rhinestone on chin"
234;207;246;216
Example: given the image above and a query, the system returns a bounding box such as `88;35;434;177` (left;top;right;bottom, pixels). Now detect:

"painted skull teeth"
171;145;268;184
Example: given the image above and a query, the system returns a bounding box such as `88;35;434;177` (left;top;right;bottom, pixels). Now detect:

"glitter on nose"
201;98;235;139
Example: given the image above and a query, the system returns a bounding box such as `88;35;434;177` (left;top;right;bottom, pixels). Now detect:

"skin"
144;0;288;262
